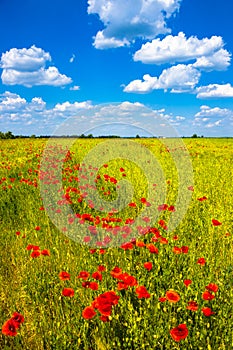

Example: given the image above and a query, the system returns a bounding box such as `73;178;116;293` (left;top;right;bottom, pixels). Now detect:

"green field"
0;138;232;349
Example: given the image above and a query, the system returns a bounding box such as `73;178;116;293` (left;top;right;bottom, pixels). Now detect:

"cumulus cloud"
133;32;231;70
196;83;233;99
124;64;200;93
87;0;182;49
0;46;72;87
195;105;233;118
193;105;233;130
69;85;80;91
54;101;92;113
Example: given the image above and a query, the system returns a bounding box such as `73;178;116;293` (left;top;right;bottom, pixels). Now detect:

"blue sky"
0;0;233;137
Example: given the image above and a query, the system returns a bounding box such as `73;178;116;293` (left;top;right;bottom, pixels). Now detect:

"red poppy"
168;205;175;212
11;312;24;327
30;251;40;258
16;231;21;236
92;291;120;316
181;246;189;254
188;185;194;191
166;290;180;303
183;279;192;287
59;271;71;281
170;324;188;342
205;283;218;293
98;265;106;272
92;271;102;281
158;297;167;302
212;219;222;226
197;257;206;266
77;271;90;280
82;306;96;320
173;246;182;254
146;243;159;254
202;291;215;300
197;196;207;201
62;288;74;297
100;315;110;322
35;226;41;231
41;249;50;256
135;286;150;299
128;202;136;207
89;282;99;290
144;262;153;271
110;267;122;279
202;307;215;316
186;301;198;311
2;319;18;336
157;204;168;211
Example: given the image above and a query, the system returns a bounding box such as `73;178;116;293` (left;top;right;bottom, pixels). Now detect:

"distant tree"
191;133;198;138
136;134;140;138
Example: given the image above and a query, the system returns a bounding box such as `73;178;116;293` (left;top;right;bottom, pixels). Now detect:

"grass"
0;137;232;349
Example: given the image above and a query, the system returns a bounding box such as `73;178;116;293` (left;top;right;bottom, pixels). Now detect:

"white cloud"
1;46;72;87
69;85;80;91
0;45;51;71
54;101;93;113
69;54;75;63
133;32;231;70
0;91;26;112
196;83;233;98
92;31;130;49
88;0;182;49
124;64;200;93
195;105;233;118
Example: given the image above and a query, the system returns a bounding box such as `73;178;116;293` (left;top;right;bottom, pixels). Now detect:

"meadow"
0;137;232;349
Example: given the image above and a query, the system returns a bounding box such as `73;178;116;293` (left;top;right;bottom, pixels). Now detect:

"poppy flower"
100;315;110;322
62;288;74;297
146;243;159;254
181;246;189;254
197;196;207;201
197;257;206;266
59;271;71;281
11;312;24;327
158;297;167;302
2;319;18;336
202;291;215;300
98;265;106;272
144;262;153;271
41;249;50;256
135;286;150;299
186;301;198;311
16;231;21;236
92;271;102;281
205;283;218;293
30;251;40;258
77;271;90;280
183;279;192;287
202;307;215;316
89;282;99;291
173;246;182;254
166;290;180;303
82;306;96;320
170;324;188;342
212;219;222;226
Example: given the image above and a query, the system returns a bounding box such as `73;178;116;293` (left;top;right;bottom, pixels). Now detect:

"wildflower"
11;312;24;327
205;283;218;293
186;301;198;311
92;271;102;281
77;271;90;280
144;262;153;271
166;290;180;303
62;288;74;297
197;257;206;266
135;286;150;299
82;306;96;320
202;307;215;316
41;249;50;256
59;271;70;281
183;279;192;287
170;324;188;342
202;291;215;300
212;219;222;226
1;319;18;336
30;251;40;258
